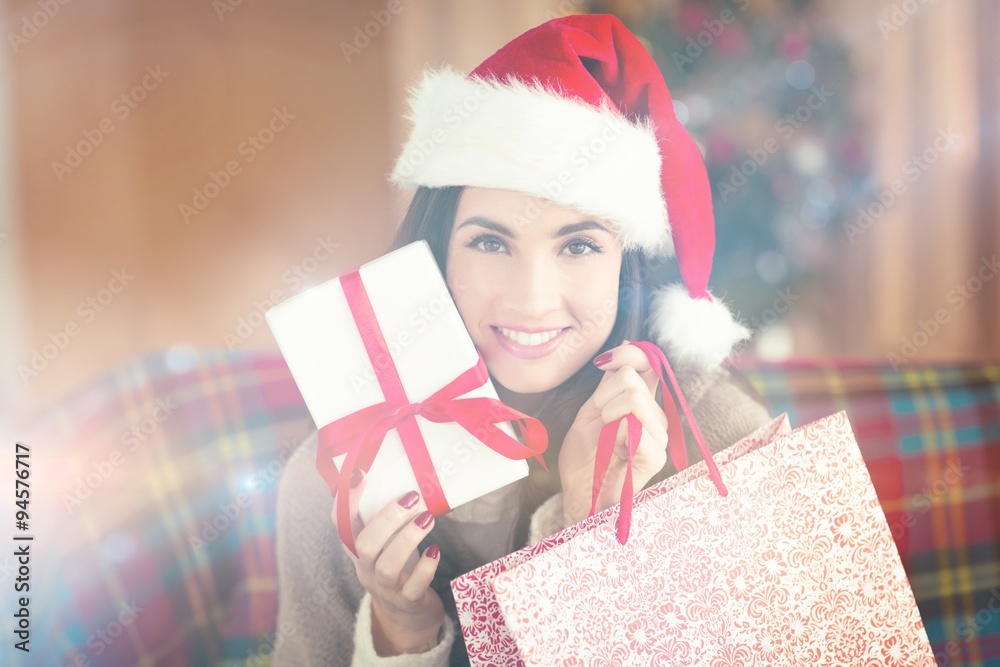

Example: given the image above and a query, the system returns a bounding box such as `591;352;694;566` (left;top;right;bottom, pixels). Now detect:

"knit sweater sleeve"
272;431;454;667
351;592;457;666
526;362;771;545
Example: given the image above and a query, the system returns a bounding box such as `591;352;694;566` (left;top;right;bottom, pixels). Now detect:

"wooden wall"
2;0;997;422
2;0;567;419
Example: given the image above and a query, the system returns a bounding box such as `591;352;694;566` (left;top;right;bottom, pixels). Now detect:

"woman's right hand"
332;470;445;656
558;341;670;527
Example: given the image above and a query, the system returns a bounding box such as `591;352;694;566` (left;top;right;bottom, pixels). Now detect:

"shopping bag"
452;410;792;666
490;410;938;666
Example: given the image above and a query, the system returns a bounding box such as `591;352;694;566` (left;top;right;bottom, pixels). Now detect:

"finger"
342;541;361;569
398;546;422;582
373;511;437;589
593;342;660;396
600;394;668;468
330;468;368;542
620;421;667;464
601;384;667;457
354;490;424;578
600;385;669;433
591;364;659;413
589;421;663;510
399;545;442;604
345;548;415;597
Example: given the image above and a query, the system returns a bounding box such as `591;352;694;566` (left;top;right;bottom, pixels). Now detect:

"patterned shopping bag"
451;412;792;666
489;411;938;666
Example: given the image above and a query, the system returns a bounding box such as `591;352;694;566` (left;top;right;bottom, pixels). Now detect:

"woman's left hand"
558;340;670;526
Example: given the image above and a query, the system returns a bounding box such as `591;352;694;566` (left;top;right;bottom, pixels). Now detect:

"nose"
504;253;566;319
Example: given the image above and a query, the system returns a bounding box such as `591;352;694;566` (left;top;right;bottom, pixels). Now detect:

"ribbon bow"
590;340;729;544
317;267;547;557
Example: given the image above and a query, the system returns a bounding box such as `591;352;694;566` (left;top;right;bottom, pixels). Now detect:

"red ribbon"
590;340;729;544
317;267;548;557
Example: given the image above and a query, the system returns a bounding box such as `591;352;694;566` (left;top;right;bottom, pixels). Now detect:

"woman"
273;14;772;666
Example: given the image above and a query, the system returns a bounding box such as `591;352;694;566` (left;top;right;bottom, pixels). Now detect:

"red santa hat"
390;13;750;368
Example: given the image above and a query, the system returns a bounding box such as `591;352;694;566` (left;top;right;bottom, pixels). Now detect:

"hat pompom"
648;283;751;368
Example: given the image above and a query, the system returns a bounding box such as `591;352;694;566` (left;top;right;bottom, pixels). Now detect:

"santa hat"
389;14;750;368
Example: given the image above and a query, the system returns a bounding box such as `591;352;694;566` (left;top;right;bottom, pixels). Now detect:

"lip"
492;325;571;360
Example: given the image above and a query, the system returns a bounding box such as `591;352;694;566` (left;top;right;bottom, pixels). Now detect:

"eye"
465;234;508;254
563;237;604;256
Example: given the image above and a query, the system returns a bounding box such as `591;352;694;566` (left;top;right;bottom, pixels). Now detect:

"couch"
17;350;1000;666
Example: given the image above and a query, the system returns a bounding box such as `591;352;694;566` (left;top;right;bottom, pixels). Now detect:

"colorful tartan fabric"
14;350;314;667
12;351;1000;666
739;359;1000;667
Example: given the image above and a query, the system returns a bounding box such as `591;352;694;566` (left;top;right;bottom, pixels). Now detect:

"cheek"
446;253;492;321
572;260;620;331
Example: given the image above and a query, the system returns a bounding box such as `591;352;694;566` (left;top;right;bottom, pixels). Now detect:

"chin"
487;357;581;395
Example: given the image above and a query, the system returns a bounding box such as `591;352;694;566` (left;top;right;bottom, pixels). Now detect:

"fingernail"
425;544;440;559
594;351;613;367
414;510;434;529
398;491;420;509
350;469;364;488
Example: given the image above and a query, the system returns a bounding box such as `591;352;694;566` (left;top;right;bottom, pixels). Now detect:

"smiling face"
445;187;623;395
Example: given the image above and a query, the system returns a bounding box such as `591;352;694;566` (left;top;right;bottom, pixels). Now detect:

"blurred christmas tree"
590;0;870;354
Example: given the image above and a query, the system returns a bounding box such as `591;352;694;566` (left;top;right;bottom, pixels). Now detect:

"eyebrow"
456;216;612;239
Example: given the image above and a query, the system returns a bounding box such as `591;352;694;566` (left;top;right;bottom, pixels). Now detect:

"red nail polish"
425;544;440;559
350;469;364;488
414;511;434;529
398;491;420;509
594;351;613;367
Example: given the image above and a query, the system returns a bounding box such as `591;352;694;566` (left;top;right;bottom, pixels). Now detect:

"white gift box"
265;239;529;524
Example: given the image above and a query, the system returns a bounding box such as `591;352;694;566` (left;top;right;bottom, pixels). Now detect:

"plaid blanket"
15;350;314;667
740;359;1000;667
12;351;1000;666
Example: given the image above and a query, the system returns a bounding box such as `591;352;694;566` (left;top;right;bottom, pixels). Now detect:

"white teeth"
499;327;564;346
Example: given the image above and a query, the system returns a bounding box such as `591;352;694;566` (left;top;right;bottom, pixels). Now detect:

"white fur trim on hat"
390;67;674;257
648;283;751;368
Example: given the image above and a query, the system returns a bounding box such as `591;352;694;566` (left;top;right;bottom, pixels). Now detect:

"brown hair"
386;185;660;549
